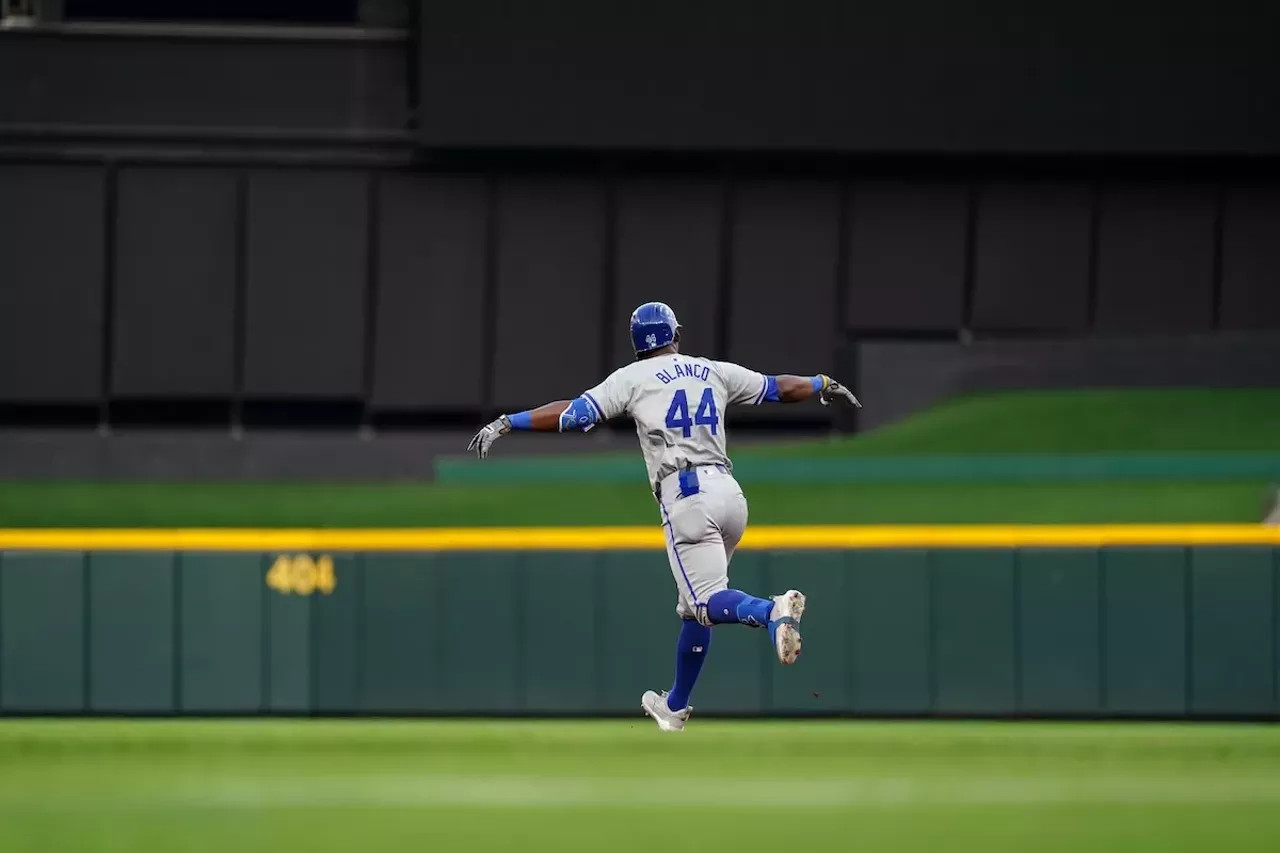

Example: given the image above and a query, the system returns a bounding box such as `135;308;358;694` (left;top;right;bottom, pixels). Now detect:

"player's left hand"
467;415;513;459
819;377;861;408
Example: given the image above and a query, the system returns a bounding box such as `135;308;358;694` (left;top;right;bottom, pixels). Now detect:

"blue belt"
655;463;727;497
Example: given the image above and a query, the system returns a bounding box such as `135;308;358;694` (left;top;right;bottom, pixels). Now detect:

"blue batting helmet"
629;302;679;355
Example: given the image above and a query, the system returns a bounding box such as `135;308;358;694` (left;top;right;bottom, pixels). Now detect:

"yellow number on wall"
266;555;337;596
315;556;337;594
266;555;293;593
292;555;317;595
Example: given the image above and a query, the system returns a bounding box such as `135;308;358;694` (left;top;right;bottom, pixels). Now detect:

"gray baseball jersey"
582;353;768;490
582;353;768;622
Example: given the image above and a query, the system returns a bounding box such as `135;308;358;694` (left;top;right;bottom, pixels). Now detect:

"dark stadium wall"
0;26;407;141
1;546;1277;718
5;161;1280;431
414;0;1280;155
3;23;1280;442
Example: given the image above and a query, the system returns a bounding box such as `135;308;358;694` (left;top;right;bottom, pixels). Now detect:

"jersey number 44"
665;388;720;437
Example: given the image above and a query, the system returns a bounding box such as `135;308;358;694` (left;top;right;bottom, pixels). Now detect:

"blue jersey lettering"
656;362;710;384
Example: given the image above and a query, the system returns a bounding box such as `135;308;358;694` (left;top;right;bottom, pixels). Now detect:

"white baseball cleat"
768;589;806;665
641;690;692;732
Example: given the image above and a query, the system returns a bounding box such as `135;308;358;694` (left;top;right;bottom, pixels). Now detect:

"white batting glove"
467;415;513;459
819;376;861;408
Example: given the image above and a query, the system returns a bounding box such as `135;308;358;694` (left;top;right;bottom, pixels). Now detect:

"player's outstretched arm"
718;361;861;409
771;374;862;407
467;396;601;458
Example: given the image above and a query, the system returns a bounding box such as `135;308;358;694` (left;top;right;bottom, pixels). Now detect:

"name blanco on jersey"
655;361;711;384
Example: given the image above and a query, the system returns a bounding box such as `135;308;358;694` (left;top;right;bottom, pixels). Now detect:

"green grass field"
2;720;1279;853
2;389;1278;527
749;388;1280;456
0;479;1271;527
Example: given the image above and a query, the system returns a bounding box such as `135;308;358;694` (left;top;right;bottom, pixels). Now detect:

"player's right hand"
819;377;861;408
467;415;512;459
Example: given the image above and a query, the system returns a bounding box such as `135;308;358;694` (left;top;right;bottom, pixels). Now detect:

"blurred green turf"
0;479;1270;526
744;388;1280;456
1;720;1278;853
3;389;1277;527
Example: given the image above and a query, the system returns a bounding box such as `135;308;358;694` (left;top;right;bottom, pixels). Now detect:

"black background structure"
63;0;360;24
416;0;1280;155
1;4;1279;440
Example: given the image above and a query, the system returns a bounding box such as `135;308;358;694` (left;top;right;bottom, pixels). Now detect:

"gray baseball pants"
655;465;749;624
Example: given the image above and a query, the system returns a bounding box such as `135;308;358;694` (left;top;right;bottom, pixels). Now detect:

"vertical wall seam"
308;561;319;716
478;176;501;418
432;557;449;714
597;172;618;381
99;164;118;433
1184;547;1194;716
231;172;249;435
172;551;183;713
1011;549;1022;713
1097;548;1108;713
926;550;938;714
260;553;271;714
402;0;421;130
82;552;92;712
592;552;607;711
714;173;735;358
832;178;853;341
360;173;382;427
844;551;858;712
354;553;368;712
513;553;527;713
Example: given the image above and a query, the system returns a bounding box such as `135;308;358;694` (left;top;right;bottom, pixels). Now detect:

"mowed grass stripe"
5;775;1280;812
4;719;1280;759
3;721;1279;853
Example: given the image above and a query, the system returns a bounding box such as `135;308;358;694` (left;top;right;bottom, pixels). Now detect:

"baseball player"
468;302;860;732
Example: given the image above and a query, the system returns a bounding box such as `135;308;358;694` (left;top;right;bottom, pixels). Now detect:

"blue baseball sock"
705;589;774;628
667;619;711;711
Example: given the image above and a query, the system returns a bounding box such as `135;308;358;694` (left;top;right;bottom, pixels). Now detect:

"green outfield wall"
1;529;1278;718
